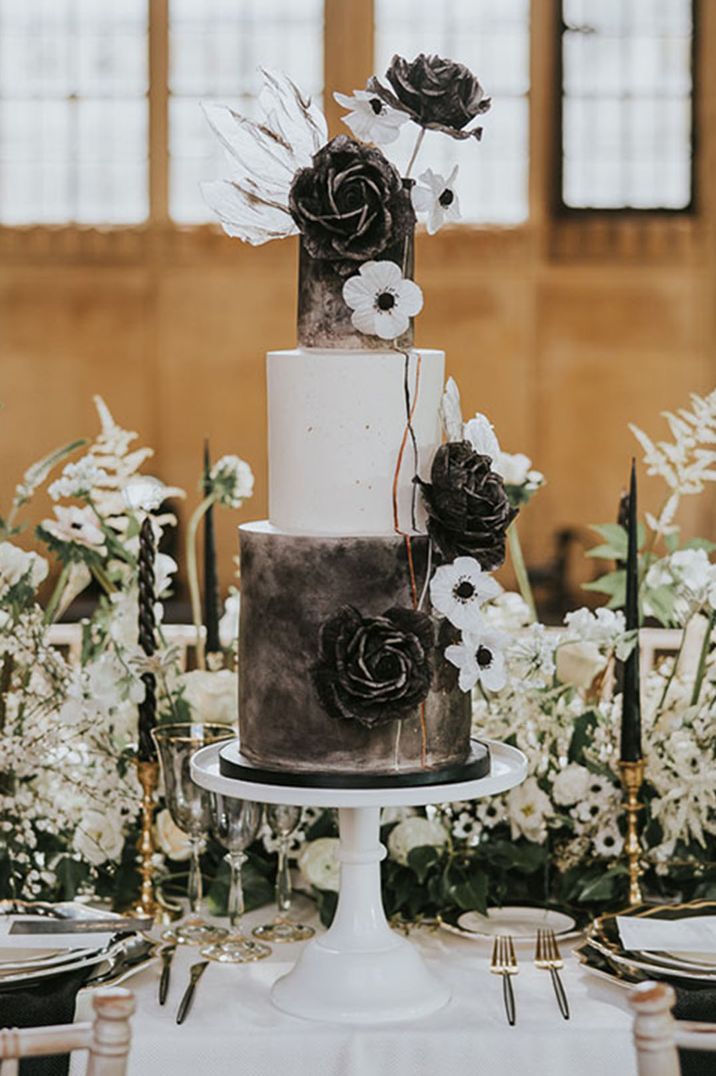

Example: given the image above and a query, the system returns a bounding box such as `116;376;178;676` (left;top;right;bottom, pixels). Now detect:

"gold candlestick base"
133;758;159;919
619;758;646;907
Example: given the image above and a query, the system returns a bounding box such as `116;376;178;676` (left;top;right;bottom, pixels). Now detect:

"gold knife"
176;961;209;1025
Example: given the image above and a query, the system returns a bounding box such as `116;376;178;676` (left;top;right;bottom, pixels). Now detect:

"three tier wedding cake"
203;57;516;786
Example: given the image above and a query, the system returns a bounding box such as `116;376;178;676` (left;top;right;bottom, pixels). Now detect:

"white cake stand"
191;739;526;1025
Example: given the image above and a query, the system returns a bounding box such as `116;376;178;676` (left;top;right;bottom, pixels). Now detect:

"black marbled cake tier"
239;522;472;776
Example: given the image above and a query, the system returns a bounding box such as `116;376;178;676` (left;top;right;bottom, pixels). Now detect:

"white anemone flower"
342;260;423;340
411;166;461;235
41;505;106;554
445;628;509;693
430;556;501;631
333;89;408;145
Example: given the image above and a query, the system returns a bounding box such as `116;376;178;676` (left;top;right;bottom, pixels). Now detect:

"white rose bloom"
155;808;192;861
179;669;238;725
387;816;449;866
555;640;606;690
551;763;591;807
507;777;552;845
0;542;48;594
298;837;341;892
73;808;125;866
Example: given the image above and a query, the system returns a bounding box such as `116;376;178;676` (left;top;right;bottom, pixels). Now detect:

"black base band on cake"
218;738;490;790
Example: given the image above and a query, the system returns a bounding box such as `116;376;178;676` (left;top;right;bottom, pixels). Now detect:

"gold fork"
535;928;570;1020
490;934;518;1026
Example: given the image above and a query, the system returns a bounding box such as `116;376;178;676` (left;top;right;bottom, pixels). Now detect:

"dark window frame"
553;0;699;218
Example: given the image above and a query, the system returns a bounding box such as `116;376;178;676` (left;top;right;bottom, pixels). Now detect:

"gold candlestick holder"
618;758;646;907
134;758;160;919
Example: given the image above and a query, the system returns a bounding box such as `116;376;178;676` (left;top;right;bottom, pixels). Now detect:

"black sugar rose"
368;53;491;140
418;441;517;568
312;605;433;728
288;135;414;273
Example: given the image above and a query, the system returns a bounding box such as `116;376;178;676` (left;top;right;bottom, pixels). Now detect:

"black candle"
137;514;157;762
620;459;642;762
203;439;221;656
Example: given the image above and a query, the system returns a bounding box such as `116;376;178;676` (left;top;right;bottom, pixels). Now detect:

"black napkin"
674;985;716;1076
0;965;93;1076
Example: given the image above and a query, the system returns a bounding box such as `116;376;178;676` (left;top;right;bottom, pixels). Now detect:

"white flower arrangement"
0;396;251;905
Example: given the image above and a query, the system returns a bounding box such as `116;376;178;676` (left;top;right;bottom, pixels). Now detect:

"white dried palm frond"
201;68;327;245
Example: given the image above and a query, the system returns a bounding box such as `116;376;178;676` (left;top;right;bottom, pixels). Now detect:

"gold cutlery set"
490;928;570;1026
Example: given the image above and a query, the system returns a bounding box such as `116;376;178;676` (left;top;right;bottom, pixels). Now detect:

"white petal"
411;186;434;214
342;273;374;309
480;653;507;692
458;662;479;692
333;91;360;109
396;279;424;317
362;259;402;290
418;168;442;194
446;164;460;187
445;643;469;670
351;307;379;336
426;205;445;235
374;308;409;340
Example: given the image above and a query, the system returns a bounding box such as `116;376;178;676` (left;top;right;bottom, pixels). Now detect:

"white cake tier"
268;347;444;535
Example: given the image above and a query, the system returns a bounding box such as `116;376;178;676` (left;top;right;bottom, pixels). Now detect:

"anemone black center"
439;188;454;207
476;646;493;668
369;97;384;115
376;291;396;311
454;580;475;600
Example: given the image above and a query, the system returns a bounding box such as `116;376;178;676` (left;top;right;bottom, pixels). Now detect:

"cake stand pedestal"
191;740;526;1025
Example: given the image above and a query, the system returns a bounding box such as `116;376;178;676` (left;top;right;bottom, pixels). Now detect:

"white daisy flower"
592;823;624;859
445;628;509;693
41;505;107;554
411;166;461;235
342;260;424;341
333;89;408;145
430;556;501;631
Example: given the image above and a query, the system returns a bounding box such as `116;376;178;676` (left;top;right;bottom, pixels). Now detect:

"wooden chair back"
630;980;716;1076
0;987;134;1076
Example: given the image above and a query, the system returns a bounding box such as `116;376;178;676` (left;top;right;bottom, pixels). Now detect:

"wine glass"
252;805;315;944
152;722;233;945
200;794;272;963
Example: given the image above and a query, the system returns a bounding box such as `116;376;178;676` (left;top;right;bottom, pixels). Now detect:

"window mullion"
149;0;169;224
323;0;374;137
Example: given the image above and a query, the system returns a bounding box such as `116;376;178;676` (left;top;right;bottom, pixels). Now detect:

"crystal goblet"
252;804;315;944
200;795;272;963
152;722;233;945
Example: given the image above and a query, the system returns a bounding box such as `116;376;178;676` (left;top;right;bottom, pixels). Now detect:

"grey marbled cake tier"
239;522;472;776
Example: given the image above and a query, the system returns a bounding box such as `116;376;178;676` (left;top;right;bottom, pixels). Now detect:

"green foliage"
583;569;626;609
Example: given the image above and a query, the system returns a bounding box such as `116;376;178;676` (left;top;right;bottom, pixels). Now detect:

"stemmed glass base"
162;920;229;946
252;919;315;944
201;935;272;964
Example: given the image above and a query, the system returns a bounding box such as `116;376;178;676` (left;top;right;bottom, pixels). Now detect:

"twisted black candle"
620;459;642;763
203;439;221;656
137;514;157;762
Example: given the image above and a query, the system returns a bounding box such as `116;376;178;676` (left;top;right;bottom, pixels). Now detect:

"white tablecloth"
74;903;638;1076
